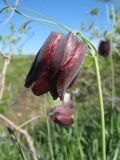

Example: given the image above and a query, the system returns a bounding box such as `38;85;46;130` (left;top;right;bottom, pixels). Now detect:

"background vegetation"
0;0;120;160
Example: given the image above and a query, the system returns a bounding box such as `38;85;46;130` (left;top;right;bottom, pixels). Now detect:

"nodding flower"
98;40;111;57
24;32;87;100
49;103;74;125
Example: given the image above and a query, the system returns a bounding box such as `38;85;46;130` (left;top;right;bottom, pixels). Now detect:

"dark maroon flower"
25;32;64;94
98;40;111;57
25;32;87;100
50;103;74;125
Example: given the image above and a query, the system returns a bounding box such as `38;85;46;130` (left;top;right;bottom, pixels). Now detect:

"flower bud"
50;103;74;125
98;40;111;57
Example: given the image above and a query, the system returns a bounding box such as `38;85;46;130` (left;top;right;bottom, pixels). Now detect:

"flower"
25;32;87;100
50;103;74;125
98;40;111;57
24;32;64;95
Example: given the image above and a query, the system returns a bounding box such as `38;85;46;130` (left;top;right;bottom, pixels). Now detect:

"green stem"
19;115;42;128
94;56;106;160
75;131;84;160
74;117;84;160
44;95;54;160
110;48;115;110
109;38;115;139
5;3;98;55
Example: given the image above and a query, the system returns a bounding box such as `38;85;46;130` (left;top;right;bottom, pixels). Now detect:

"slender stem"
5;3;98;55
75;128;84;160
74;116;84;160
0;113;37;160
94;56;106;160
44;95;54;160
19;115;42;128
109;44;115;135
110;45;115;110
7;127;27;160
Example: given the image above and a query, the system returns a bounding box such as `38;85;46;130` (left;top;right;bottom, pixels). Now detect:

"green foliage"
0;21;33;54
0;48;120;159
88;8;99;15
0;1;120;160
9;23;15;32
0;109;120;159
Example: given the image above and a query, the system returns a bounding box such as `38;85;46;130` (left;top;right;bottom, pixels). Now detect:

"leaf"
88;8;99;15
0;36;3;41
9;23;15;32
89;22;95;30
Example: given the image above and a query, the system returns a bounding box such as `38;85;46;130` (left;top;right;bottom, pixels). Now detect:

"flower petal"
49;74;59;100
54;115;74;125
57;33;87;100
53;103;73;116
25;32;64;88
49;33;70;79
31;70;49;96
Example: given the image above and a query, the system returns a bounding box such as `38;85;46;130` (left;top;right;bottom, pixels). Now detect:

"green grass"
0;52;120;160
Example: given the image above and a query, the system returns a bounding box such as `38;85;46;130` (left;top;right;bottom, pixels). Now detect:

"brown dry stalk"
0;113;37;160
7;127;27;160
0;49;37;160
0;50;12;101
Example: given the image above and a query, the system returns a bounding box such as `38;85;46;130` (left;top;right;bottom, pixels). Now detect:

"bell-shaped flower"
25;32;87;100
